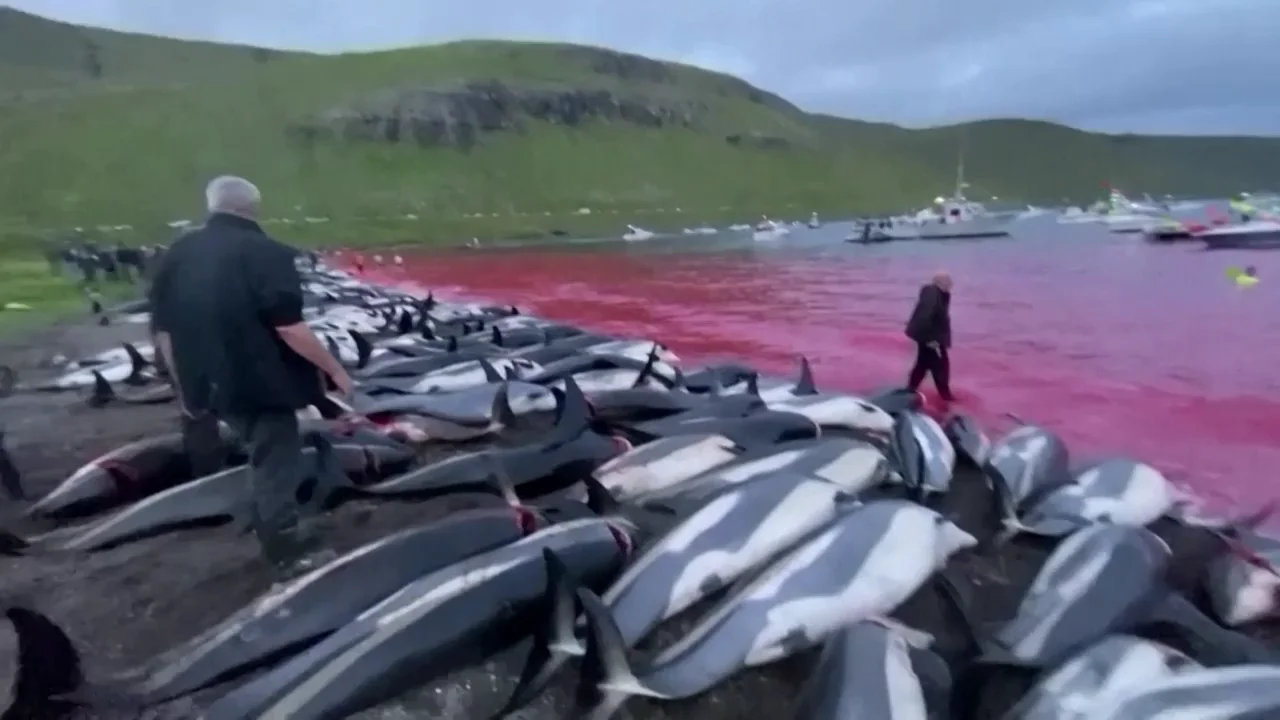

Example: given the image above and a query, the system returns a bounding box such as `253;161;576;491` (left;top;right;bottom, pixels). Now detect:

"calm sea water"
339;216;1280;511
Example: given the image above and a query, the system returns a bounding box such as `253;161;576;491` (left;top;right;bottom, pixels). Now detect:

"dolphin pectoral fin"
491;382;518;428
1143;590;1278;666
869;616;934;649
630;349;656;389
478;359;502;383
493;550;583;719
582;477;621;517
792;356;817;395
573;588;654;720
349;330;373;369
87;371;114;408
5;606;85;720
122;343;149;386
545;378;591;448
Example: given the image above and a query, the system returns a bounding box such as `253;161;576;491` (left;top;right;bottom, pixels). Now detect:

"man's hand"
327;367;354;398
926;341;942;353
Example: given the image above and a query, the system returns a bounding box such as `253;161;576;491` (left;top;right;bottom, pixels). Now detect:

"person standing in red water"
904;271;955;404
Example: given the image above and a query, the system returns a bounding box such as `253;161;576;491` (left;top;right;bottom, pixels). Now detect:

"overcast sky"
5;0;1278;135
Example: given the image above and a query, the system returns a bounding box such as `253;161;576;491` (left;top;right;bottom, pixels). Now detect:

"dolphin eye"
857;402;876;413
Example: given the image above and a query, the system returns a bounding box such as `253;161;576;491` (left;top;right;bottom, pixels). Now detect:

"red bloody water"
337;226;1280;511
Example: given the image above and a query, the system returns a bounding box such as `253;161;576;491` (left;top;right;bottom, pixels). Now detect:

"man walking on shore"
148;175;353;578
904;271;955;404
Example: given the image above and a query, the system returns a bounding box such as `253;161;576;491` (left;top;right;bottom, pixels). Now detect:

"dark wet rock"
725;132;791;150
290;80;703;150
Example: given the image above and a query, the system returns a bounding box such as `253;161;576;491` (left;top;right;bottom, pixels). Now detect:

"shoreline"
0;262;1275;718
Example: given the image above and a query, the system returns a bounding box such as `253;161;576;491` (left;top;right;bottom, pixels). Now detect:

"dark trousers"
223;412;305;542
0;432;25;501
181;413;226;478
907;342;953;401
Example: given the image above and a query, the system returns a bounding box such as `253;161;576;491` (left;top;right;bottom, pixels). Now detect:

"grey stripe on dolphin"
359;378;630;499
499;473;863;716
722;356;818;402
951;523;1276;675
996;635;1199;720
887;411;955;502
792;621;953;720
199;517;633;720
0;435;370;555
635;437;889;509
767;392;894;438
1089;664;1280;720
30;341;152;392
622;410;820;449
7;506;554;714
1016;458;1182;538
980;423;1074;545
352;380;545;442
569;500;975;719
359;356;537;395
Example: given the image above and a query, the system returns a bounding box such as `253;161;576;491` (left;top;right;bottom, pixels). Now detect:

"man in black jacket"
904;272;955;403
148;175;353;578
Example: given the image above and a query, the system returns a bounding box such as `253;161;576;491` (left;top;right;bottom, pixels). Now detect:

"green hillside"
1;6;1279;252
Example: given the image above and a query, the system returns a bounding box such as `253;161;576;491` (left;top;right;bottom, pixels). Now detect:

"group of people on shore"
44;236;165;287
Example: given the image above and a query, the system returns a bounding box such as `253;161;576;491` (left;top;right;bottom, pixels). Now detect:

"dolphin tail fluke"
492;326;504;347
478;359;503;383
87;371;115;409
349;330;373;369
573;588;650;720
745;373;759;397
422;291;437;311
631;349;656;390
546;378;590;448
122;343;148;386
492;549;583;719
793;356;817;395
4;607;85;720
420;323;436;340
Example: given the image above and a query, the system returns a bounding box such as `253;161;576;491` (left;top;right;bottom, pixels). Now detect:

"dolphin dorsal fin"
793;356;817;395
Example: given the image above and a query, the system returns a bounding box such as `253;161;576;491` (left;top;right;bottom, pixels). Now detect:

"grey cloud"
4;0;1278;135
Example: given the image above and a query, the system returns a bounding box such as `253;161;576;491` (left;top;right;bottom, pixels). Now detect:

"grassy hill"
2;6;1279;253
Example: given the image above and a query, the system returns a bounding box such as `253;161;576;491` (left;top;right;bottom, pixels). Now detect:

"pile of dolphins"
5;261;1280;719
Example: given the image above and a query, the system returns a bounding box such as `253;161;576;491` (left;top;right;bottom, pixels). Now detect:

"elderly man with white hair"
147;175;352;578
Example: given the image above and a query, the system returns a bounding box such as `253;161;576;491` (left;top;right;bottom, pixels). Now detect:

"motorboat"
681;226;718;236
1058;189;1159;233
1197;219;1280;250
807;212;821;229
752;218;791;242
1142;219;1196;243
622;224;655;242
880;196;1011;240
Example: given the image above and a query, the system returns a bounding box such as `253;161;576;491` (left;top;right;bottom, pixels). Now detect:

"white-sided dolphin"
571;500;976;718
199;517;632;720
1018;459;1180;537
498;473;862;715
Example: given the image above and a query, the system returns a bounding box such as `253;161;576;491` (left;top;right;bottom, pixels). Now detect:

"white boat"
1198;219;1280;250
884;150;1012;240
1058;189;1158;233
752;217;791;242
622;224;655;242
681;226;718;236
807;212;821;229
728;223;752;231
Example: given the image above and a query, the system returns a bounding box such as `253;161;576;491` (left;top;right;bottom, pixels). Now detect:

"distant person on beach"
148;175;351;578
904;271;955;404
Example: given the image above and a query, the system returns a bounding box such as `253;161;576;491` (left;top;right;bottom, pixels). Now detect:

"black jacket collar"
205;212;263;233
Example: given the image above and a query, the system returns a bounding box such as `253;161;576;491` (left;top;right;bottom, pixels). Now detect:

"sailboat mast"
954;132;967;200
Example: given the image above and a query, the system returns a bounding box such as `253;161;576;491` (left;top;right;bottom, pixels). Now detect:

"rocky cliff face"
289;80;702;150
